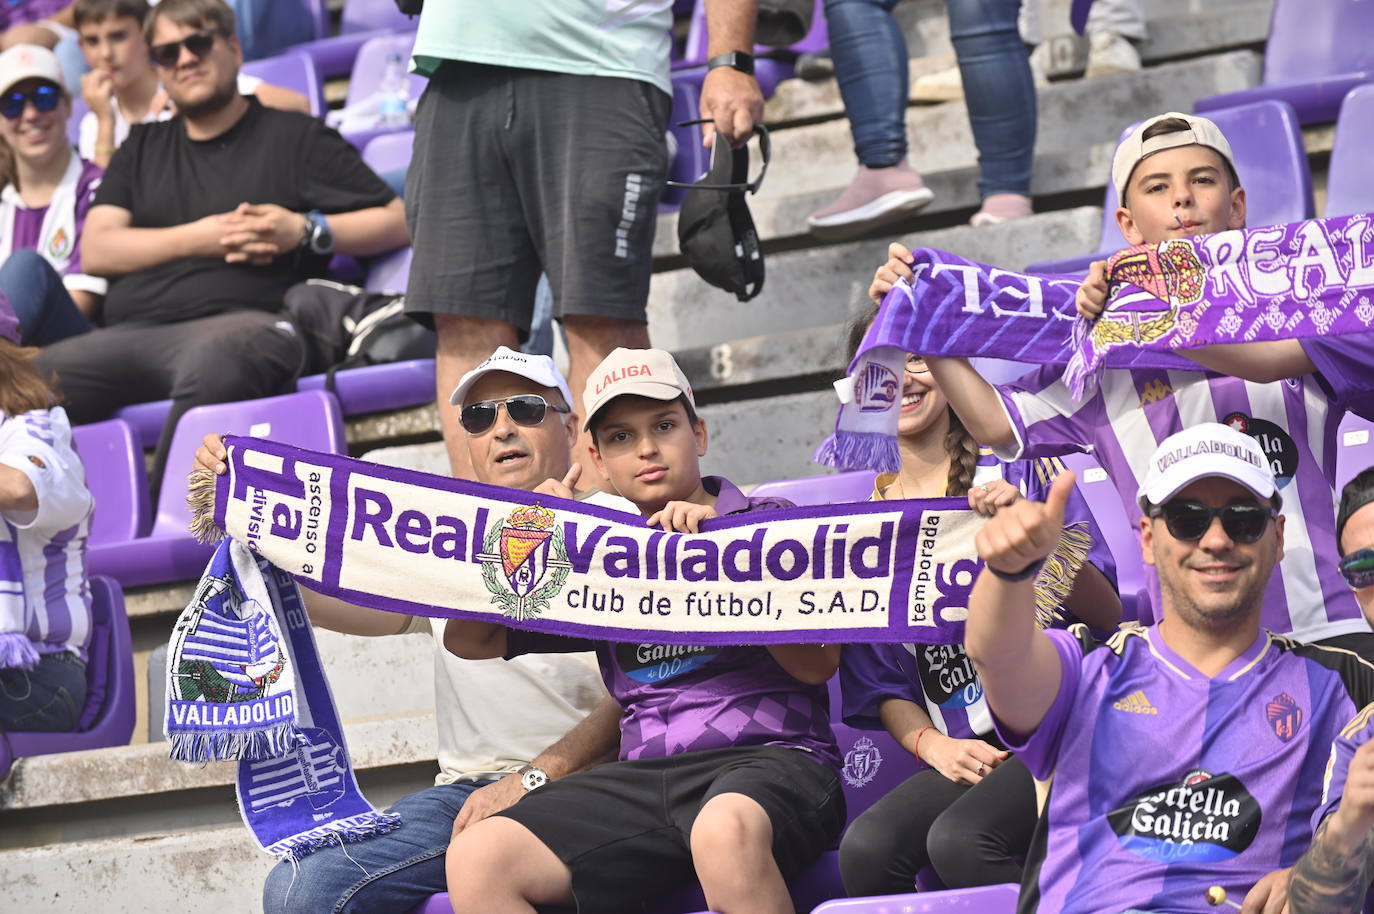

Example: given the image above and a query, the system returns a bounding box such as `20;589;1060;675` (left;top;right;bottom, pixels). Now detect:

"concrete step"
698;389;839;487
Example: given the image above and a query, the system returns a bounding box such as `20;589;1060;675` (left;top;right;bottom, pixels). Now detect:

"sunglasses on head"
1341;549;1374;590
0;83;60;120
148;28;224;68
1149;499;1276;544
460;395;569;436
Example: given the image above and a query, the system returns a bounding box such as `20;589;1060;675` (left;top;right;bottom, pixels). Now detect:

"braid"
944;410;979;496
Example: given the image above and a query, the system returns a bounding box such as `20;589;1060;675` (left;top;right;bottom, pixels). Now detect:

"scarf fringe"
167;721;305;763
188;470;225;544
270;812;403;861
0;632;39;670
1033;521;1094;629
813;431;902;473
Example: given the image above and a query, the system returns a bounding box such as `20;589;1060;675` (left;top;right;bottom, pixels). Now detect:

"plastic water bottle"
378;52;410;128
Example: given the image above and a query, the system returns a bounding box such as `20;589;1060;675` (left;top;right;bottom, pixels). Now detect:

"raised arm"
1182;340;1316;382
699;0;762;146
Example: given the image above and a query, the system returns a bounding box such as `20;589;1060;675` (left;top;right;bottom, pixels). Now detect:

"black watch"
707;51;754;76
301;209;334;256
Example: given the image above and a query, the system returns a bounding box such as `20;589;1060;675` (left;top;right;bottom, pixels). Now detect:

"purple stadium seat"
88;391;345;588
115;399;174;451
339;31;425;149
297;359;435;416
364;244;412;294
751;470;878;506
663;75;711;211
286;0;416;78
0;576;136;782
71;419;152;543
1193;0;1374;125
811;883;1019;913
1325;84;1374;218
242;50;325;117
1028;100;1313;274
362;129;414;176
1337;413;1374;493
1059;452;1145;622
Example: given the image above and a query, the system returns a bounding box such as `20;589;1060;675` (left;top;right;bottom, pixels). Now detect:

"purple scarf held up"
816;214;1374;472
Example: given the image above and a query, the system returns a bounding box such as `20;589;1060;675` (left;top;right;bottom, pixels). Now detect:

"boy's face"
590;397;707;514
79;15;150;91
1117;144;1246;246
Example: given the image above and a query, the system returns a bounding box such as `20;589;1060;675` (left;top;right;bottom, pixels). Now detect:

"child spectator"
870;112;1374;656
74;0;308;169
0;43;102;344
0;296;93;734
837;302;1121;895
443;348;845;914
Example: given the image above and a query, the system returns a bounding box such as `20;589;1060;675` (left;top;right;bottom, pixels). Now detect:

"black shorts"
495;745;845;913
404;61;670;335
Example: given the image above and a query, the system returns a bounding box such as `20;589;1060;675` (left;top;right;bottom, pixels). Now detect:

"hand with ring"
967;478;1023;517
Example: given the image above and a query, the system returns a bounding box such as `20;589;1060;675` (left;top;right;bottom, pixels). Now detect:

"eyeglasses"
460;395;569;435
905;355;930;376
665;120;771;194
1149;499;1277;544
148;28;224;68
1341;548;1374;590
0;84;60;120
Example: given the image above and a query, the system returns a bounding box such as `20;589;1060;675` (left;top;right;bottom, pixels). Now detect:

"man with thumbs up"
965;423;1374;914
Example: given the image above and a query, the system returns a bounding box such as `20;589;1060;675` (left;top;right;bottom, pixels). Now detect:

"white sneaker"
1084;30;1141;79
912;65;964;103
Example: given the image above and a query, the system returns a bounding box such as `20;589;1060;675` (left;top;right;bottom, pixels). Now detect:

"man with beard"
38;0;407;490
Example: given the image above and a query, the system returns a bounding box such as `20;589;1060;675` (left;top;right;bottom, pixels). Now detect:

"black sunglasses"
0;83;60;120
1149;500;1277;545
148;28;224;68
460;395;569;436
665;119;771;194
1340;548;1374;590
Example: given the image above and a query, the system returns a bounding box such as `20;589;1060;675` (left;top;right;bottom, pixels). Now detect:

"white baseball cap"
0;44;64;98
1111;112;1237;202
582;347;696;431
1137;422;1276;511
448;346;574;409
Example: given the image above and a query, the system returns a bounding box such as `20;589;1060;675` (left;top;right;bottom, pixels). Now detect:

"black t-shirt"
94;98;395;326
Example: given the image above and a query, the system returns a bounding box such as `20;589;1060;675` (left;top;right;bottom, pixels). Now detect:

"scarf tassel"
167;721;306;764
813;431;902;474
1032;521;1094;630
188;470;226;545
0;632;40;670
270;812;404;862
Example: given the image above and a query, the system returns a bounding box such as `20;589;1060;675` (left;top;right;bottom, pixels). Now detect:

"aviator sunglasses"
1341;549;1374;590
148;28;225;68
1148;499;1277;545
460;395;569;435
0;83;60;120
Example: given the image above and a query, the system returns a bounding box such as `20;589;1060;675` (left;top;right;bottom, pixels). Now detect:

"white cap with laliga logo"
1111;111;1237;202
1137;422;1276;511
448;346;574;409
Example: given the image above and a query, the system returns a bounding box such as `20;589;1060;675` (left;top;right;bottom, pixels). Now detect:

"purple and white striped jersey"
994;337;1374;642
1313;701;1374;831
0;408;93;659
1003;625;1374;914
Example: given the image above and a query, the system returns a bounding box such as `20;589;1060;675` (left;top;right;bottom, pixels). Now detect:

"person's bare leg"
690;793;792;914
433;314;520;478
446;816;574;914
562;314;650;486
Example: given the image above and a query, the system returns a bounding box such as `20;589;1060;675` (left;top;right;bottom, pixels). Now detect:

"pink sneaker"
970;193;1034;227
807;162;935;241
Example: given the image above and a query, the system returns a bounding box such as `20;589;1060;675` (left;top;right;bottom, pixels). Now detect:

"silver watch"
518;764;548;792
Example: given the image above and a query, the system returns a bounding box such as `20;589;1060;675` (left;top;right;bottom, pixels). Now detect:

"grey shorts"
404;61;670;335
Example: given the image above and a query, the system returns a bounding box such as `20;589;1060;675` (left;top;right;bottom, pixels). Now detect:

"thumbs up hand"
974;470;1076;578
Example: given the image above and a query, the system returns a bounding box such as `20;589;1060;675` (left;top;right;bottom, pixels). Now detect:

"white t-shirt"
77;73;264;160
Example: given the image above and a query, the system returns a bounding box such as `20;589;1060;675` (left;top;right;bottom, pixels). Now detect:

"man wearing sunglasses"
37;0;407;493
964;423;1374;914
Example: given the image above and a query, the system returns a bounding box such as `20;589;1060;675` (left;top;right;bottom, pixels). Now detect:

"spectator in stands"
75;0;308;170
190;346;635;914
966;424;1374;912
402;0;764;483
1288;468;1374;912
0;2;86;93
38;0;407;494
0;43;103;345
870;112;1374;656
836;302;1121;896
444;348;844;914
1020;0;1146;86
808;0;1037;239
0;298;93;735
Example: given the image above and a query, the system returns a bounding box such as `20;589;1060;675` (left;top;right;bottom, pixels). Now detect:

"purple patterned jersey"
1003;625;1374;914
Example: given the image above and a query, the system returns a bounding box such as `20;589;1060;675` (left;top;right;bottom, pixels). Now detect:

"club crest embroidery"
856;360;899;413
1266;692;1303;742
47;226;70;260
842;735;884;788
478;504;571;621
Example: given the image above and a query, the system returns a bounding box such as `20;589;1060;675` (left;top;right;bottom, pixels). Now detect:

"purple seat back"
365;245;413;293
750;471;878;507
663;74;710;211
71;419;152;543
345;32;426;109
338;0;415;34
241;50;325;117
1059;452;1145;622
1325;84;1374;217
811;884;1020;913
115;399;174;450
1337;413;1374;494
296;359;435;416
309;0;330;39
363;129;414;176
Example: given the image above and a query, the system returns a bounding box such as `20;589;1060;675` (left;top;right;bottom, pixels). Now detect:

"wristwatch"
518;764;548;792
707;51;755;76
301;209;334;255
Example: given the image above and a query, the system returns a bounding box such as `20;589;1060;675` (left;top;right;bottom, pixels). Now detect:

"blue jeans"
824;0;1037;197
0;250;94;346
262;779;495;914
230;0;316;60
0;651;87;732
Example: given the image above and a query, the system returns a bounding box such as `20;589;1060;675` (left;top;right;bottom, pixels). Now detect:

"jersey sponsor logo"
1138;378;1174;407
842;735;884;788
1108;769;1261;863
1266;692;1304;742
856;361;900;413
616;642;717;684
916;643;984;709
1112;689;1158;715
1223;412;1298;489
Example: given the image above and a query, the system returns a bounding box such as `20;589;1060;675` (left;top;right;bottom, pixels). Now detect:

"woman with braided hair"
836;301;1122;895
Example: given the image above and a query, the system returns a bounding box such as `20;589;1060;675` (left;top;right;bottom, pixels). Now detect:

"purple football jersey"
5;158;103;286
1001;625;1374;914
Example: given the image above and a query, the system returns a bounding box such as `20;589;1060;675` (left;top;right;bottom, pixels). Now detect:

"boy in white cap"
870;111;1374;655
966;423;1374;913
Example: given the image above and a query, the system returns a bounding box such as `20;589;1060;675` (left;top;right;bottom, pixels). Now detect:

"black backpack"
394;0;422;15
284;280;436;389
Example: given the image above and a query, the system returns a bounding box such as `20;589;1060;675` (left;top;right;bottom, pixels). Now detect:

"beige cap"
1111;112;1237;202
582;348;696;431
0;44;63;97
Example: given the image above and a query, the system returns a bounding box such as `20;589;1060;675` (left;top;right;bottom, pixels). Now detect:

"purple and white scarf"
0;522;35;669
817;214;1374;472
